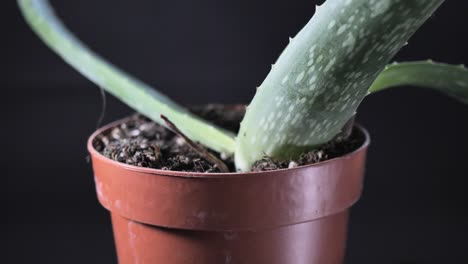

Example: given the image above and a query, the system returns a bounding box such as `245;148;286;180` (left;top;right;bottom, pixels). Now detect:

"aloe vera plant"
19;0;468;171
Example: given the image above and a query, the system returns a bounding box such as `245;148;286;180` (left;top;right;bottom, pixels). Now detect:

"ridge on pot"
88;116;370;264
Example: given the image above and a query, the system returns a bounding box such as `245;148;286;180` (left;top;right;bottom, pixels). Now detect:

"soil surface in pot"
92;105;364;173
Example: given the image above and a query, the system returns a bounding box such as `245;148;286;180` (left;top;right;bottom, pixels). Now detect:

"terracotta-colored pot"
88;117;370;264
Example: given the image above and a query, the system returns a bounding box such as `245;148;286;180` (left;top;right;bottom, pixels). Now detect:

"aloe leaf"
370;61;468;104
235;0;444;171
17;0;236;155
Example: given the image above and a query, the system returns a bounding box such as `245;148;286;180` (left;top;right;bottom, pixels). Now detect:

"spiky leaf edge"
235;0;444;171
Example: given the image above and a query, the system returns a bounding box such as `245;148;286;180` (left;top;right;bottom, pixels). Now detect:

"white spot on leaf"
371;0;392;18
295;71;305;83
324;58;336;72
308;75;317;84
337;25;347;35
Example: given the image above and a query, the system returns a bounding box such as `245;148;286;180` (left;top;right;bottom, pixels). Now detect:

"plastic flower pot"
87;117;370;264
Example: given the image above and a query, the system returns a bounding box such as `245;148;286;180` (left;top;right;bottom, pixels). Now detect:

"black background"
6;0;468;263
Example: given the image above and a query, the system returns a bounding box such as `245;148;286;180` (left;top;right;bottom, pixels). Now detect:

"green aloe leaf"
370;61;468;104
235;0;445;171
18;0;236;155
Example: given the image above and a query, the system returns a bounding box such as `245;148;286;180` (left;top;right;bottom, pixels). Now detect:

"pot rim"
87;116;370;178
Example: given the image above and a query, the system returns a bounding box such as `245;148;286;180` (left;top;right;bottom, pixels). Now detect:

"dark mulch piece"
188;104;245;133
93;105;364;173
